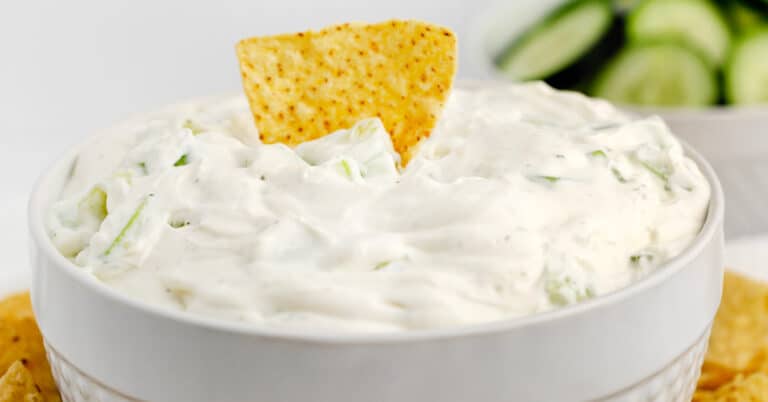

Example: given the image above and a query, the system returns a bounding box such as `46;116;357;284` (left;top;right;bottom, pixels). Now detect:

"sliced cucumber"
726;29;768;104
628;0;731;65
591;42;718;106
613;0;642;14
495;0;620;88
739;0;768;13
104;196;149;256
720;0;767;33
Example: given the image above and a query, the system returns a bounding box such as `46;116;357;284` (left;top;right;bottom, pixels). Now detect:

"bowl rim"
466;0;768;115
28;85;725;345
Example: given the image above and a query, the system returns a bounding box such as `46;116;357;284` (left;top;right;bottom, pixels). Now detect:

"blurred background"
3;0;768;289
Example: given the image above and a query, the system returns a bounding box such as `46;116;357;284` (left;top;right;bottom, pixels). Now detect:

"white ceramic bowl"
29;89;724;402
468;0;768;240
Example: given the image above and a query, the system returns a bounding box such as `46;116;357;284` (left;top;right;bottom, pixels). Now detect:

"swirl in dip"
47;83;710;332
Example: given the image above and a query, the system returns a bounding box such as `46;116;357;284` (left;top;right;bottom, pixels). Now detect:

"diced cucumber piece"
591;42;718;106
725;28;768;104
627;0;731;65
639;160;671;186
611;167;629;183
495;0;621;88
545;276;595;306
104;196;149;256
589;149;607;158
340;160;353;178
78;187;108;221
528;175;562;185
373;261;391;271
182;119;205;135
541;176;561;183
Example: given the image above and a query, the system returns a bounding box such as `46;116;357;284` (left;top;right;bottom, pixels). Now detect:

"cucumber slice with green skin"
627;0;731;65
591;42;718;106
495;0;622;89
726;28;768;104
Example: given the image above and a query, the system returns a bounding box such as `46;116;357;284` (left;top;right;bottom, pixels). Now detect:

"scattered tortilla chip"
703;272;768;376
0;292;60;402
698;363;738;390
236;19;457;164
0;293;35;321
693;372;768;401
0;361;45;402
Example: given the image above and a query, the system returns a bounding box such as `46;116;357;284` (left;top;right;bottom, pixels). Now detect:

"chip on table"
0;360;45;402
695;271;768;399
693;372;768;401
0;292;60;402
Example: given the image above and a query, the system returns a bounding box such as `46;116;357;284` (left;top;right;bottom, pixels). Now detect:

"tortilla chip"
693;372;768;401
236;19;457;164
0;361;45;402
0;292;60;402
704;272;768;374
698;363;738;390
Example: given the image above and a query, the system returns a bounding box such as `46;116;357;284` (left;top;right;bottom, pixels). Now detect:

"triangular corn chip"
0;361;45;402
0;292;60;402
236;20;456;164
704;272;768;375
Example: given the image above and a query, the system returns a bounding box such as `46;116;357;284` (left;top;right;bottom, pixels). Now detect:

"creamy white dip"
48;83;710;332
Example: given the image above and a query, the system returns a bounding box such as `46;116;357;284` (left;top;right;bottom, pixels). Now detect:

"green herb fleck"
169;220;190;229
174;154;188;167
589;150;606;158
138;162;148;175
531;175;561;184
611;168;628;183
592;122;620;131
528;175;561;185
630;253;654;266
374;261;391;271
104;196;149;256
